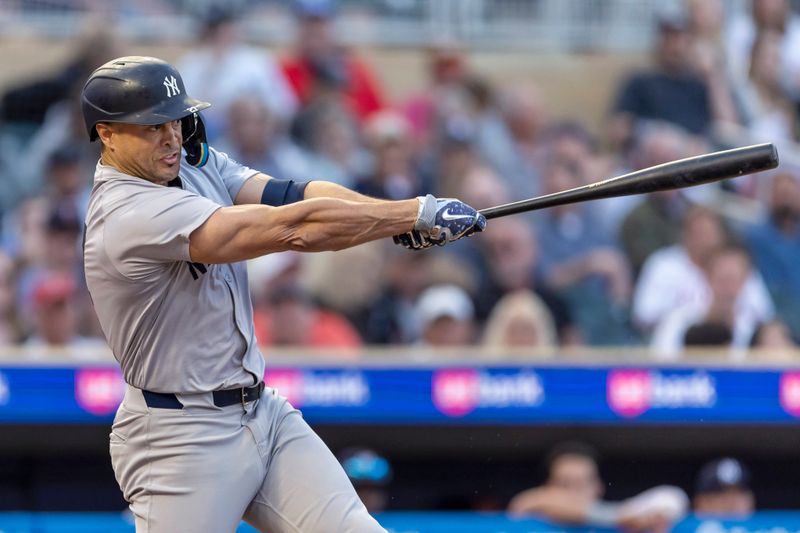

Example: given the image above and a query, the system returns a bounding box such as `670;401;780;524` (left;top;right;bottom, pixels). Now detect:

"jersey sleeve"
208;147;260;203
104;182;221;278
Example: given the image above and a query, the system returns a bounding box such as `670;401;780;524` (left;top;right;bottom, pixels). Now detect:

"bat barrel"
480;143;779;220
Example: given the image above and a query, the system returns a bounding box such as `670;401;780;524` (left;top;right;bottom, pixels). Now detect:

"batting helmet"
80;56;211;167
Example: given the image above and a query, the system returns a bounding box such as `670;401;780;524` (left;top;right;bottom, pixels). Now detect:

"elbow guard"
260;178;310;206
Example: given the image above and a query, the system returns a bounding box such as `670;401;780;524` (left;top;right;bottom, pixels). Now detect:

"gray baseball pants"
110;385;386;532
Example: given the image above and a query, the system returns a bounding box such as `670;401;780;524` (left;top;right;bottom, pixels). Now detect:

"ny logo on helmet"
163;75;181;98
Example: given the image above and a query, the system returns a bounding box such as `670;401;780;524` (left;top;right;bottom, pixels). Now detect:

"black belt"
142;382;265;409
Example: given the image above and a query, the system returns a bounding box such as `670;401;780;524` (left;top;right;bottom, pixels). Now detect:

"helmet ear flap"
182;113;209;168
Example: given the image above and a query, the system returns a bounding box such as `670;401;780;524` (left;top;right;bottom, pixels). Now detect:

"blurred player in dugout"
508;442;689;531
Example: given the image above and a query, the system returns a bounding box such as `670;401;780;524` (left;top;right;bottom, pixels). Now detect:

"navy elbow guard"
260;178;310;206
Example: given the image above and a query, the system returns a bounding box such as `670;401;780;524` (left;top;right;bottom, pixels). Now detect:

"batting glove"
394;194;486;249
393;230;435;250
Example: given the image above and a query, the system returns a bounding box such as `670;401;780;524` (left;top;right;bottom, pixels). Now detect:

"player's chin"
155;161;180;181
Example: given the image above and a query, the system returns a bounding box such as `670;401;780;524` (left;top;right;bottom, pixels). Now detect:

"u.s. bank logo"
164;75;181;97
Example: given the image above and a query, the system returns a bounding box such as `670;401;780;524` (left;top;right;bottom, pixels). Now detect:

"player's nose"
164;120;181;147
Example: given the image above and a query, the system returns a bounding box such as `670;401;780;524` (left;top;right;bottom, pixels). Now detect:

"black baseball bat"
479;143;779;220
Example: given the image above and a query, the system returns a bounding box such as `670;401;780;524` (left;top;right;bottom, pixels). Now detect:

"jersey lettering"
186;261;207;280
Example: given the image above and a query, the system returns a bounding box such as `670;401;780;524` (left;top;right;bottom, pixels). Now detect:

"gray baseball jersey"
84;147;264;393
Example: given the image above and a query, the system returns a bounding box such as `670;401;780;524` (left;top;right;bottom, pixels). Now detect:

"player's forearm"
279;197;417;252
508;489;591;524
303;180;383;203
190;198;417;263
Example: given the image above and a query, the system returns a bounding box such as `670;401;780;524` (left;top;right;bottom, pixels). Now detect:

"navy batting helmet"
81;56;211;167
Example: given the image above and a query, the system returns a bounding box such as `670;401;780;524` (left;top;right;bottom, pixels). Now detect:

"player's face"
548;455;603;501
99;120;183;184
694;488;755;517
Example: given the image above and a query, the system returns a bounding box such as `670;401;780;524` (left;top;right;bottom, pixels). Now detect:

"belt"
141;382;265;409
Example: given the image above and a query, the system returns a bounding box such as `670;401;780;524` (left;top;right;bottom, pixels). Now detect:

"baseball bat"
479;143;779;220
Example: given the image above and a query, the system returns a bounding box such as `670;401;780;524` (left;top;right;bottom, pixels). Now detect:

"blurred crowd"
2;0;800;360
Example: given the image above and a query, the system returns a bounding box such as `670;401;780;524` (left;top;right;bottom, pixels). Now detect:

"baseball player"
80;56;485;532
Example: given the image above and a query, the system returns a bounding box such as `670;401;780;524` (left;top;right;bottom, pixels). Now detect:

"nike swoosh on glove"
418;195;487;245
394;195;486;249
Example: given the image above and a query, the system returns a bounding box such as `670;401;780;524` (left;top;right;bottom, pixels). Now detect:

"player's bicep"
234;173;271;205
189;204;295;264
188;208;228;263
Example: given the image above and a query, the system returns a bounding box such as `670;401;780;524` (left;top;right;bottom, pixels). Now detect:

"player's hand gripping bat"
479;143;779;220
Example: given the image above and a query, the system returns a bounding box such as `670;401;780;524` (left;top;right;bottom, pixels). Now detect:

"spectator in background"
683;321;734;350
356;110;431;200
291;71;367;187
651;245;774;359
40;202;83;276
535;159;633;345
246;251;304;322
693;458;755;519
14;202;84;336
281;0;385;123
363;251;432;344
1;29;120;128
726;0;800;99
537;121;608;188
452;164;512;214
302;240;391;328
609;13;736;149
253;285;362;351
685;0;741;131
749;320;797;360
735;30;798;144
42;144;91;219
477;85;548;202
472;217;579;346
508;442;688;531
687;0;727;68
429;116;483;198
361;250;475;345
633;206;731;334
23;272;105;355
415;284;476;347
1;196;48;268
401;43;469;150
0;252;20;345
338;448;392;514
619;122;693;274
215;95;311;180
745;172;800;338
14;86;102;208
178;6;296;140
1;144;90;265
482;290;557;354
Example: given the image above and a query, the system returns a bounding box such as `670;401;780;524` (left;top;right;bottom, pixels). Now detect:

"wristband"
414;194;437;231
261;178;310;206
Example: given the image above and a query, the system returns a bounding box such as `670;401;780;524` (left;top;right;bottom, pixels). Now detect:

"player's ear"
95;123;114;150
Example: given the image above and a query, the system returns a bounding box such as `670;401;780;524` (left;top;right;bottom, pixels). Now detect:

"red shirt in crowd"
253;308;363;349
281;54;386;122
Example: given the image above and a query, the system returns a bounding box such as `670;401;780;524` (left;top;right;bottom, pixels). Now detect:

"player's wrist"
414;194;437;232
